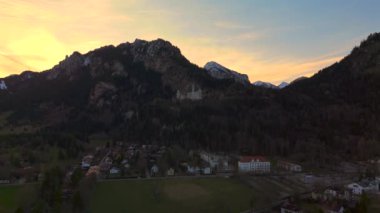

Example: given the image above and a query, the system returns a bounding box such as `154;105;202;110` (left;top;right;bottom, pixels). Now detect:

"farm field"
89;177;256;213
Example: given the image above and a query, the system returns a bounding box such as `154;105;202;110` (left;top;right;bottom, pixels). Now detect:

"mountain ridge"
1;33;380;162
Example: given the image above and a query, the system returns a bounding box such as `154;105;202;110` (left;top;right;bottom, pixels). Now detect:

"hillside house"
238;156;271;173
277;160;302;172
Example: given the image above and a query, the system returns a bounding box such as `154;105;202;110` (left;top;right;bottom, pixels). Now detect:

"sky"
0;0;379;84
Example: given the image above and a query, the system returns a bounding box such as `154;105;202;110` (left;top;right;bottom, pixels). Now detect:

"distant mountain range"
1;33;380;163
252;81;290;89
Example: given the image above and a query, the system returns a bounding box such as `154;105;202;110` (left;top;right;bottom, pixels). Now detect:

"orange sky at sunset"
0;0;377;84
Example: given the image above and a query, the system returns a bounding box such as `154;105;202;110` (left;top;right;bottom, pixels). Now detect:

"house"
109;167;121;178
347;183;364;195
281;202;302;213
0;179;10;184
324;187;338;200
187;166;201;175
150;165;159;176
86;166;100;177
81;155;94;169
238;156;270;173
277;160;302;172
200;152;233;172
110;167;120;175
202;167;212;175
167;168;175;176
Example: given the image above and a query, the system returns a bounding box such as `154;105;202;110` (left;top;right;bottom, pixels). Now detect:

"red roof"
240;156;267;163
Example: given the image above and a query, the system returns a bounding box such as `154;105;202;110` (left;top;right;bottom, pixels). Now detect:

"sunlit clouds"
0;0;379;83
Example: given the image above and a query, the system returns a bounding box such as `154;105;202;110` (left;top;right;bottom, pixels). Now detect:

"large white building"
238;156;271;173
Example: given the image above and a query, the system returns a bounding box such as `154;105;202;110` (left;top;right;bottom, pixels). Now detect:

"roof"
240;156;268;163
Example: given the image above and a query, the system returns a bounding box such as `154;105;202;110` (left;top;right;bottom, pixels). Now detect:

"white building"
238;156;271;173
110;167;120;174
202;167;212;175
200;152;231;170
81;155;94;169
277;160;302;172
176;84;202;101
347;179;380;195
347;183;364;195
0;80;7;90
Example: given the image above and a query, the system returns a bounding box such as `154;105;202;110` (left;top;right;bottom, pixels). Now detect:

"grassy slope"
89;178;255;213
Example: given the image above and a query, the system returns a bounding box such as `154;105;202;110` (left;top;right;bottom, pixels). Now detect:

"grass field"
0;185;21;213
241;176;309;208
0;184;37;213
89;177;255;213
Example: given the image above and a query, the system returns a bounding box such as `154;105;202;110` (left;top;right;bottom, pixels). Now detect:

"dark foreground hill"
1;34;380;164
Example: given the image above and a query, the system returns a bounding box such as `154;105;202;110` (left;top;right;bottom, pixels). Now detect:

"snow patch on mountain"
253;81;278;89
204;61;250;85
253;81;289;89
278;82;289;89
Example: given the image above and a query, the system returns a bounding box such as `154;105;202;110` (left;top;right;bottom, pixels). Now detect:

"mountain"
252;81;277;89
1;33;380;164
204;61;250;85
252;81;289;89
278;82;289;89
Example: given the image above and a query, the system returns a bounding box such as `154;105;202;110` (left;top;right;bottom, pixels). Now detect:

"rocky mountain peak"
131;38;181;58
204;61;250;85
47;51;85;80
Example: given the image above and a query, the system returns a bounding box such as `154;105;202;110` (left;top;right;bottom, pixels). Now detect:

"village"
74;142;380;213
66;142;380;213
0;140;379;213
